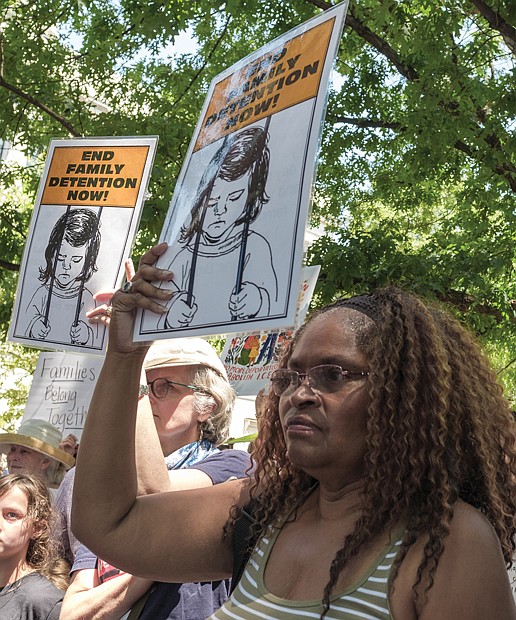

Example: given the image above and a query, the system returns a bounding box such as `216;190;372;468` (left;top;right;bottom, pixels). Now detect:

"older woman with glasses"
73;242;516;620
61;336;252;620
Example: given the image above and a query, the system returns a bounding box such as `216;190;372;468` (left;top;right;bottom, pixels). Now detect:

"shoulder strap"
126;587;153;620
230;500;258;593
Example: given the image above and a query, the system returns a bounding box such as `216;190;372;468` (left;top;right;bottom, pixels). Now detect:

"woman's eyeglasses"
270;364;369;397
139;378;209;399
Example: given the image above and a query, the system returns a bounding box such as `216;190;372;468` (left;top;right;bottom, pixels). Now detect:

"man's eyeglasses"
270;364;369;397
139;378;209;400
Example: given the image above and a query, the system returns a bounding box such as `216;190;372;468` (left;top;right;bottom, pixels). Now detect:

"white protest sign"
509;561;516;603
9;136;157;355
136;4;347;340
220;265;320;396
22;351;104;440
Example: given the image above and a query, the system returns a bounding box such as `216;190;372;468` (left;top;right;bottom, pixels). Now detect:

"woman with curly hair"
0;473;68;618
73;243;516;619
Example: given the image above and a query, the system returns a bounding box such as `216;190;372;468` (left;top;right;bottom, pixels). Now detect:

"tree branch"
498;355;516;374
172;16;231;110
434;289;515;324
331;116;516;191
0;258;19;272
0;76;81;137
469;0;516;55
453;139;516;191
306;0;419;80
307;2;515;191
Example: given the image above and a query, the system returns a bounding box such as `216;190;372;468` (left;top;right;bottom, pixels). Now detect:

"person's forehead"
289;310;370;366
145;365;195;380
213;174;248;190
59;239;87;253
0;486;29;509
9;444;39;455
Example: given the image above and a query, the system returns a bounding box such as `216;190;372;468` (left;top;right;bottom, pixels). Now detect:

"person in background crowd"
48;435;78;564
0;419;75;495
72;243;516;620
61;337;252;620
58;433;79;460
0;473;69;619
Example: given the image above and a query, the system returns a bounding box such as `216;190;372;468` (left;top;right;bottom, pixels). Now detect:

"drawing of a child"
160;126;278;329
23;208;101;347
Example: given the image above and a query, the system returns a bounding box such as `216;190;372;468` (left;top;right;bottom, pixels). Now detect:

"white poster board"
9;136;157;355
509;561;516;603
135;3;347;341
21;351;104;440
220;264;320;396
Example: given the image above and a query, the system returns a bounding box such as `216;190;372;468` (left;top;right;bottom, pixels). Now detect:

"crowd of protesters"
0;333;253;619
1;242;515;619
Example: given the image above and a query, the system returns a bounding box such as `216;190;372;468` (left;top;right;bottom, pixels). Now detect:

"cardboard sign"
21;351;104;439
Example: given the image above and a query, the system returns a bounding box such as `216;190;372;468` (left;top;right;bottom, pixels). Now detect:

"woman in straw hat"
0;419;75;494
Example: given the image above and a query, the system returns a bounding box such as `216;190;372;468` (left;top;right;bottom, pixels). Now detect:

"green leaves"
0;0;514;410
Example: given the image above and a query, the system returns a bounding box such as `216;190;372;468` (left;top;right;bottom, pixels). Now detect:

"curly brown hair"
0;473;70;590
246;287;516;617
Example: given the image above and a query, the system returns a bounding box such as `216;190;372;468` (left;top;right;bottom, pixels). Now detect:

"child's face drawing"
203;174;249;242
55;239;87;288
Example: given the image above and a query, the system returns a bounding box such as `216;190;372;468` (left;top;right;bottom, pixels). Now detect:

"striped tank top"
209;520;402;620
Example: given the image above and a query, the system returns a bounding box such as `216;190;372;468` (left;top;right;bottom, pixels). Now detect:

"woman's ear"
196;392;218;423
39;457;51;473
196;405;215;424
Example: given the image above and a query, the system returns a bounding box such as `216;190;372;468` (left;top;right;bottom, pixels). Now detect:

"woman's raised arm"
72;243;249;582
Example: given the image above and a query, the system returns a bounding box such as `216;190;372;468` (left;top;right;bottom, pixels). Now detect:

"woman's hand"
59;433;79;458
88;243;174;355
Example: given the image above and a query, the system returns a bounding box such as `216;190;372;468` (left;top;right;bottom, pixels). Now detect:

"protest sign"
9;136;157;355
222;329;293;397
509;561;516;603
135;3;348;341
220;265;320;396
21;351;104;440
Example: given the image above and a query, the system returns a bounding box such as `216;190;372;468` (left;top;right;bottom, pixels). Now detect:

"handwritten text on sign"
22;351;104;438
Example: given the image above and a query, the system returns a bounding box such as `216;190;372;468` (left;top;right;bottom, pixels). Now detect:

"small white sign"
22;351;104;439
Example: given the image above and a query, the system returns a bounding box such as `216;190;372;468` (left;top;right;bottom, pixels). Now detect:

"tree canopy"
0;0;514;421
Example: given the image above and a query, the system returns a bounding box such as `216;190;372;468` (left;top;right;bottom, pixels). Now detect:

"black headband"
335;294;382;323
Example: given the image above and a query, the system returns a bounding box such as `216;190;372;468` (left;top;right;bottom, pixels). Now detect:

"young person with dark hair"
161;127;278;328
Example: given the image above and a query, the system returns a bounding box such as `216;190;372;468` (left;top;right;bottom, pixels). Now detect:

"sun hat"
0;419;75;469
144;338;228;381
